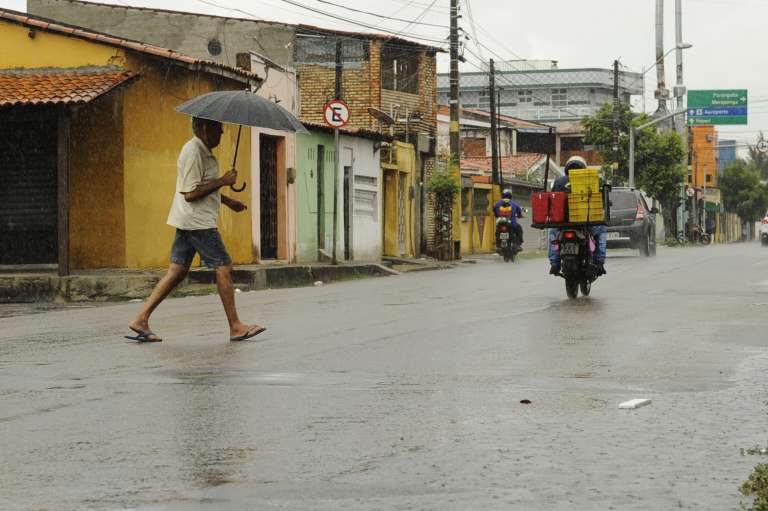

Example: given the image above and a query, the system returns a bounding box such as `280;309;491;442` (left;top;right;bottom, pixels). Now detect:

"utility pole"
613;59;621;179
331;39;342;265
449;0;461;259
675;0;688;239
654;0;671;128
489;58;499;186
674;0;686;132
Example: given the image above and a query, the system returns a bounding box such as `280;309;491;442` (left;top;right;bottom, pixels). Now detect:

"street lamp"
641;43;693;113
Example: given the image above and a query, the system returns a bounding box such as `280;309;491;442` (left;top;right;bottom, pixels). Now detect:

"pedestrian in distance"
127;117;266;343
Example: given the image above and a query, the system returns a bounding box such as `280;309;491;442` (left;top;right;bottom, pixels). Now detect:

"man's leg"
591;225;608;263
590;225;608;275
129;263;189;339
215;265;265;339
514;224;524;246
549;228;561;273
191;229;265;340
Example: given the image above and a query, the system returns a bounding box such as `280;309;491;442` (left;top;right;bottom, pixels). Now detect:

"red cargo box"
531;192;567;226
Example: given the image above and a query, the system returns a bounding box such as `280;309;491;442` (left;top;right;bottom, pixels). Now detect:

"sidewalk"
0;259;451;304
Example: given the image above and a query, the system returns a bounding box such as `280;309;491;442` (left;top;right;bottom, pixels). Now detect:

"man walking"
127;117;265;343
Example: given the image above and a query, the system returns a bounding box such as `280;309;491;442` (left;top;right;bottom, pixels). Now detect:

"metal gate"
260;135;278;259
0;111;58;265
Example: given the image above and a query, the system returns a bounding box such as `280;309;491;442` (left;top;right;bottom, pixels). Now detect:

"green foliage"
740;464;768;511
720;160;768;223
748;132;768;181
583;102;685;233
427;170;460;197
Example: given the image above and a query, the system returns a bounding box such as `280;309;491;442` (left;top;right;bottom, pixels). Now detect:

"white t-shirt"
167;136;221;230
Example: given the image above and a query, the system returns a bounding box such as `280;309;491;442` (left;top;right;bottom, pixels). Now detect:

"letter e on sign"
324;100;351;129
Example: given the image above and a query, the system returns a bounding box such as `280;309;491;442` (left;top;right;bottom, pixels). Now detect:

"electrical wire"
273;0;448;44
192;0;445;54
312;0;447;28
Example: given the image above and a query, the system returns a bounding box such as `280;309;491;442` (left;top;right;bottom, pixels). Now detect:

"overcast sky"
3;0;767;149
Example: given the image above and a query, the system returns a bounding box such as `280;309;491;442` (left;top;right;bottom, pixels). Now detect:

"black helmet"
564;155;588;174
501;189;513;199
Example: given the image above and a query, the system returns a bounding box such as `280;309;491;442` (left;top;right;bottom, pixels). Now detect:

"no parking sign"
324;100;350;129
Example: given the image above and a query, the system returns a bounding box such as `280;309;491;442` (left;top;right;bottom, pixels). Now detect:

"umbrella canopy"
176;90;308;134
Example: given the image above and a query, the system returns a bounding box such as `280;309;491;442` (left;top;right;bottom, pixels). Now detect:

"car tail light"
763;218;768;225
636;203;645;220
563;231;576;240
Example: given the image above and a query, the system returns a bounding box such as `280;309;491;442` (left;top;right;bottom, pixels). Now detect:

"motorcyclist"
494;189;524;246
548;156;608;275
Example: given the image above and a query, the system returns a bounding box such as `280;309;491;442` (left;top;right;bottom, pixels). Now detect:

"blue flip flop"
230;326;266;342
125;330;163;343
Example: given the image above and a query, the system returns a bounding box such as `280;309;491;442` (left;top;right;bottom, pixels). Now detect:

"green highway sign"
687;89;748;125
688;89;747;108
688;116;748;126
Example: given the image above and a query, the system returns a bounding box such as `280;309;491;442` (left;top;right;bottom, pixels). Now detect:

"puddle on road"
160;368;399;391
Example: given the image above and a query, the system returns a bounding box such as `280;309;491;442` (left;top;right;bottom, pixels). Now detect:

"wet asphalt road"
2;244;768;510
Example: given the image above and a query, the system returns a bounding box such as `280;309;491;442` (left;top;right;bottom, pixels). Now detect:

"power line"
312;0;447;28
192;0;444;54
273;0;448;44
194;0;447;46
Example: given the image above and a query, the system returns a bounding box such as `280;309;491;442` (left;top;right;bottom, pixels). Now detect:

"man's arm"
221;194;247;212
183;169;237;202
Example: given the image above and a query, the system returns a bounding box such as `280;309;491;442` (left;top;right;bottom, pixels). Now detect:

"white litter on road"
619;399;652;410
314;281;324;286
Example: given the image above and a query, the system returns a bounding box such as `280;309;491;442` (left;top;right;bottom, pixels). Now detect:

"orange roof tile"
461;153;545;177
0;69;137;106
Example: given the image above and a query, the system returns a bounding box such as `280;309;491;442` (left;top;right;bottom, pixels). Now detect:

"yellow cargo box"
568;192;605;223
569;168;601;196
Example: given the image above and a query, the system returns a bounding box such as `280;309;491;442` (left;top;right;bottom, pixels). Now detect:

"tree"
720;159;768;227
583;102;685;237
747;132;768;180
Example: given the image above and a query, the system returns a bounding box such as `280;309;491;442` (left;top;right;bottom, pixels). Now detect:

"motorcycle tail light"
636;203;645;220
563;231;576;240
499;224;509;232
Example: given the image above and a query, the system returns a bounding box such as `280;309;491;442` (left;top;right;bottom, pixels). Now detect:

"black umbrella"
176;90;308;192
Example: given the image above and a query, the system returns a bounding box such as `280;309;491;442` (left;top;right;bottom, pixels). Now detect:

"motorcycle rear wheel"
565;278;579;299
579;280;591;296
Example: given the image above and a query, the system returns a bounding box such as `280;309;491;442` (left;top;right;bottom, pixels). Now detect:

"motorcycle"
762;231;768;247
691;225;712;245
553;226;601;299
496;218;522;262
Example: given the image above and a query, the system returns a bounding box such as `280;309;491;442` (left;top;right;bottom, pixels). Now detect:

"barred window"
381;43;420;94
552;88;568;107
518;90;533;103
478;89;491;110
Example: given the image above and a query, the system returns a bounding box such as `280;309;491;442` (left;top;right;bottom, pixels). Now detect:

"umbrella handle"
229;124;246;192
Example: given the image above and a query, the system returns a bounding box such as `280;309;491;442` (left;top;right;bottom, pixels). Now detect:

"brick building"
293;31;440;256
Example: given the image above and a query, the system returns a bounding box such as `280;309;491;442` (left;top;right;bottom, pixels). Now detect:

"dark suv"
606;188;657;257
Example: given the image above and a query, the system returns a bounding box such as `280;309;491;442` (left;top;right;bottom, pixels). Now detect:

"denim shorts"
170;228;232;269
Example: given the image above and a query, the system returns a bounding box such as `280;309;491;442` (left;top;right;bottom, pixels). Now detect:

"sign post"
687;89;748;125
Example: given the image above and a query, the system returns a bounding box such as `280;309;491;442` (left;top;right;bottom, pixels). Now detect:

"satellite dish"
368;107;395;125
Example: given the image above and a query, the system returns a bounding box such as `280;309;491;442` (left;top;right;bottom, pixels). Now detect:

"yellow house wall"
120;55;252;268
0;19;128;269
397;142;417;258
69;91;126;268
0;21;119;68
460;184;495;255
0;20;254;269
382;142;417;258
